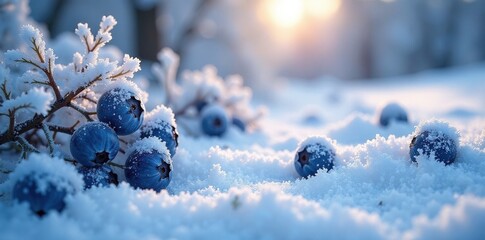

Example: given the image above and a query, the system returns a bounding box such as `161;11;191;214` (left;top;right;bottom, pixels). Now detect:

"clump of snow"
142;104;177;133
2;153;83;196
19;25;45;60
413;119;460;146
129;137;170;161
94;79;148;105
404;195;485;240
296;136;336;156
0;87;54;116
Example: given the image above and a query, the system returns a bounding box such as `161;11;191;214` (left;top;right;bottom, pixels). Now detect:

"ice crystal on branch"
0;16;141;159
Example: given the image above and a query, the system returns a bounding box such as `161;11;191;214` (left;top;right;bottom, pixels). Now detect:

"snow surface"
2;153;83;197
1;64;485;239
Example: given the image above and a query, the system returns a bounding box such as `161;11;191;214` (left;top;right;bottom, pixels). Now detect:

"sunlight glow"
267;0;304;29
264;0;341;29
305;0;341;19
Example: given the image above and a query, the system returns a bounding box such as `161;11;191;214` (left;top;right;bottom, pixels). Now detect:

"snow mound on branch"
0;87;54;116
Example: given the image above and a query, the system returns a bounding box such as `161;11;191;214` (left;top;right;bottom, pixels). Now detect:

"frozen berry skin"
200;104;228;137
70;122;119;167
294;138;335;178
232;117;246;132
379;103;408;127
409;130;457;165
125;150;172;192
12;175;69;217
140;122;179;158
78;165;118;189
97;88;145;135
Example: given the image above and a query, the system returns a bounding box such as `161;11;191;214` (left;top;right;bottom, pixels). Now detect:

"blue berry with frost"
97;88;145;135
201;104;228;137
13;176;68;217
70;122;119;167
294;137;336;178
379;103;408;127
78;165;118;189
141;123;178;158
140;105;178;157
125;138;172;191
10;154;82;217
409;121;458;165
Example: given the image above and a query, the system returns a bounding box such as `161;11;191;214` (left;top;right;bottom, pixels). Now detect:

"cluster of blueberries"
294;103;458;178
70;88;179;191
12;88;179;216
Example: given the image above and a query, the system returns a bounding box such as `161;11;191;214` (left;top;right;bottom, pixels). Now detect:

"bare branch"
30;37;45;63
69;103;94;121
48;120;79;136
15;136;40;158
1;79;11;100
108;161;125;169
41;123;54;156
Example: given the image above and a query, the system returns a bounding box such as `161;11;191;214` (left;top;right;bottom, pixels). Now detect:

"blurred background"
26;0;485;87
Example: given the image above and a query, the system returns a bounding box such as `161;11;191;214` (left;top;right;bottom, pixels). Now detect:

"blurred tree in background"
26;0;485;85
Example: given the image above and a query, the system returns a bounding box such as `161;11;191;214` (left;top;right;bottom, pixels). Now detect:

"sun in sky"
263;0;341;29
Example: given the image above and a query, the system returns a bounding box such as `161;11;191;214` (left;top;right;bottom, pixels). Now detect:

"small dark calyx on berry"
36;210;46;217
298;150;310;166
213;118;222;128
127;96;143;119
158;162;171;180
94;151;110;165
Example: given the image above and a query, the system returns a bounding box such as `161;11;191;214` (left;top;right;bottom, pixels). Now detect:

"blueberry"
200;104;228;137
409;130;458;165
141;122;178;158
294;137;336;178
78;165;118;189
97;88;145;135
12;175;69;217
379;103;408;127
125;147;172;192
70;122;119;167
232;117;246;132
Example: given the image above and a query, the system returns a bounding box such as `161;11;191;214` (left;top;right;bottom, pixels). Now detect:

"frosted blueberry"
70;122;119;167
141;123;178;158
410;130;458;165
200;104;228;137
125;139;172;191
294;136;336;178
97;88;145;135
78;165;118;189
13;175;70;217
379;103;408;127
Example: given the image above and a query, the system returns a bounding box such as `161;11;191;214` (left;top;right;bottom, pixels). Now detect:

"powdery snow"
129;137;170;161
1;63;485;239
143;104;177;129
2;153;83;198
